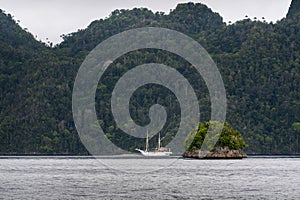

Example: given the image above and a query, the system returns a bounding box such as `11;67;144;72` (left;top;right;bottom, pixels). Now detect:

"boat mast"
158;132;161;149
145;129;149;152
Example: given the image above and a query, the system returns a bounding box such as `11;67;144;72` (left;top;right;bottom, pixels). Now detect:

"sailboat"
135;130;172;157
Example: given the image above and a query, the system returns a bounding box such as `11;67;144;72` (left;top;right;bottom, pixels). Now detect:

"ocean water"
0;156;299;199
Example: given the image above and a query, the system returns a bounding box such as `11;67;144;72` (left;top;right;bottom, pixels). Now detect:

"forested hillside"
0;1;299;154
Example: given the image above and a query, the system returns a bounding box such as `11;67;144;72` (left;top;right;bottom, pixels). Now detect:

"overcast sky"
0;0;292;44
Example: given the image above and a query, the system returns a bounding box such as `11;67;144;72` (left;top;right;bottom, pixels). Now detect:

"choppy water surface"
0;156;299;199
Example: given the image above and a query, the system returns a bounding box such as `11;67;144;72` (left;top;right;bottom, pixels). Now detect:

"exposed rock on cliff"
183;146;247;159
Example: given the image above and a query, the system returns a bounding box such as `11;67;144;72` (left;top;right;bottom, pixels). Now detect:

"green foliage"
292;122;300;131
185;122;247;151
287;0;300;19
0;2;299;154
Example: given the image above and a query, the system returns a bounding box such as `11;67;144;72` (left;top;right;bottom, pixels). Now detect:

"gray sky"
0;0;292;44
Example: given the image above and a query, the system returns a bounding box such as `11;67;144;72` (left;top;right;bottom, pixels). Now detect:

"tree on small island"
183;122;248;159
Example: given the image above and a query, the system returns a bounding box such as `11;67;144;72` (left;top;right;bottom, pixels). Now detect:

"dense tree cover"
0;1;299;154
184;122;247;151
0;10;86;154
287;0;300;19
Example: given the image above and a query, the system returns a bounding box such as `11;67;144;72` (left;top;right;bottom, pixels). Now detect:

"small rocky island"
183;122;248;159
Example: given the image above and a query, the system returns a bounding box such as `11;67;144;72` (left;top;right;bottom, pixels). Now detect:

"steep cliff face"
287;0;300;19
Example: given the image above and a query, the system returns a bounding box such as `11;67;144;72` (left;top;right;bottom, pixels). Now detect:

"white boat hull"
135;149;172;157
